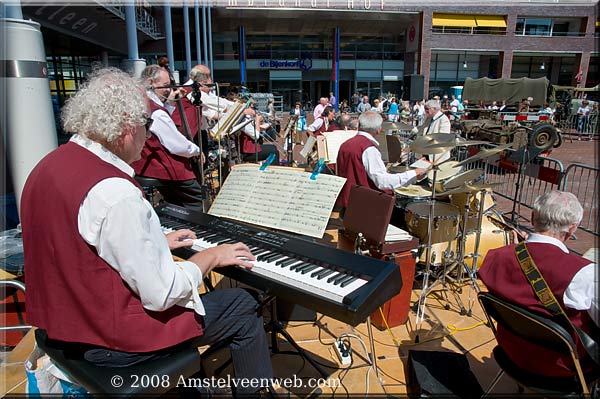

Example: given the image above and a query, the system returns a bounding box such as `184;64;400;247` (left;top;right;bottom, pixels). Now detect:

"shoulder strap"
515;242;599;365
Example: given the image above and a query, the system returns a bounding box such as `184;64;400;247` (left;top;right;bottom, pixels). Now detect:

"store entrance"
270;80;301;111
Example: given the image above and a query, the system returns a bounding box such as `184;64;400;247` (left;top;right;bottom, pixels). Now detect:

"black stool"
135;176;165;207
35;329;201;396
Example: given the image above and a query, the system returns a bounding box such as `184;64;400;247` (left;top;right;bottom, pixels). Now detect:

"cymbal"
443;169;485;190
410;135;455;154
439;181;503;196
382;121;414;131
454;143;513;167
394;184;433;198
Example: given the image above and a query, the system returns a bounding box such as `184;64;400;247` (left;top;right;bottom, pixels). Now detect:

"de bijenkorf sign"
260;57;312;71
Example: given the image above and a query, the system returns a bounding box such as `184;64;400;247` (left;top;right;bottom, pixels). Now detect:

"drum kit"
391;133;513;336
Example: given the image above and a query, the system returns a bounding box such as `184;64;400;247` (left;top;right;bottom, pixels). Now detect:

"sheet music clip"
259;153;277;171
310;158;325;180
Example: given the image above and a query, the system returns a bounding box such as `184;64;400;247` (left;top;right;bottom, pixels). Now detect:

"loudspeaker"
403;74;425;101
405;350;484;399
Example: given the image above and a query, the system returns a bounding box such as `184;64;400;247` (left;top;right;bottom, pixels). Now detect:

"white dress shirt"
358;131;418;190
147;91;200;158
425;111;452;163
183;79;234;130
526;233;598;326
73;134;206;316
307;117;326;133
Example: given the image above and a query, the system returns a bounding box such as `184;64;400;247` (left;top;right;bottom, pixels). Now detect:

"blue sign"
259;57;312;71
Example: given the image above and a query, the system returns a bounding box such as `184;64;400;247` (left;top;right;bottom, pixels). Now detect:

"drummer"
336;111;428;212
418;99;452;163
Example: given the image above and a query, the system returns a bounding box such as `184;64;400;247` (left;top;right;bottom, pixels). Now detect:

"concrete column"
550;56;561;84
202;3;208;68
207;3;214;74
418;10;431;98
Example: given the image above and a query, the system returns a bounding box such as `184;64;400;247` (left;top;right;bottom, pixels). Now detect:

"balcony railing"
98;1;164;40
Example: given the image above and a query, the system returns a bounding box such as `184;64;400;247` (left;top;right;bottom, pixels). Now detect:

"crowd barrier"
560;163;599;236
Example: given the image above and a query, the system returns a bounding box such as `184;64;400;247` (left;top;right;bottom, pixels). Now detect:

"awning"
432;13;477;28
475;15;507;28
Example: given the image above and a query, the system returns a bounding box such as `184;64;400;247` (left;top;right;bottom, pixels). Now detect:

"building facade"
12;0;600;110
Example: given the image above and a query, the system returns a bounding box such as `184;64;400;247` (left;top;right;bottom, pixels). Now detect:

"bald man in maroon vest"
336;111;427;210
20;68;275;396
479;191;598;377
131;65;204;213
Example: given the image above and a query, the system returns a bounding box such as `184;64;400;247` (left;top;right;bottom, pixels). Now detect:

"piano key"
340;276;358;288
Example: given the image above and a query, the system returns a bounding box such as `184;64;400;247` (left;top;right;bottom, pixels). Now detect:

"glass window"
524;18;552;36
516;18;525;35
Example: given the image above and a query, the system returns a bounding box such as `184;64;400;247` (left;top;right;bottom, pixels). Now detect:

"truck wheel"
529;123;558;152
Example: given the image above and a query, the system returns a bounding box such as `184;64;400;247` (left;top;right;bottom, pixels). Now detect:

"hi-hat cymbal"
440;181;503;196
455;143;513;167
410;135;455;154
382;121;414;131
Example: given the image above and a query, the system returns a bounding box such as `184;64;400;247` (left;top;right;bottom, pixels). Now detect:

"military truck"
455;77;561;157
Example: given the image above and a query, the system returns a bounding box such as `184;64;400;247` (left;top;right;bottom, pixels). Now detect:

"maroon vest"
131;101;196;181
171;91;200;140
21;142;202;352
479;242;593;376
314;116;328;136
336;134;393;207
240;123;262;154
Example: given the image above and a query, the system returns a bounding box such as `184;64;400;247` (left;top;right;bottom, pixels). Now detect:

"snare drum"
418;209;509;267
405;201;459;244
427;161;461;192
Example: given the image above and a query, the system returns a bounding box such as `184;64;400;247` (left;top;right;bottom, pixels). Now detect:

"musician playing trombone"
131;65;204;213
239;107;280;163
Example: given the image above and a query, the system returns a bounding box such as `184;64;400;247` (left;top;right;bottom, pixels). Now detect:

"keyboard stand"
261;294;329;379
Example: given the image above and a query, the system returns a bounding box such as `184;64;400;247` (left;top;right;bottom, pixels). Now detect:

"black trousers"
241;144;279;163
156;179;204;214
84;288;273;393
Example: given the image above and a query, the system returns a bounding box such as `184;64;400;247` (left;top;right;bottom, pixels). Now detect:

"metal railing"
98;2;164;40
560;163;599;236
555;113;598;141
456;144;564;211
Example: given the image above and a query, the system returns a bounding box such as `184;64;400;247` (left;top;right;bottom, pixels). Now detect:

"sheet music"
209;100;249;139
322;130;357;164
208;164;346;238
385;224;413;242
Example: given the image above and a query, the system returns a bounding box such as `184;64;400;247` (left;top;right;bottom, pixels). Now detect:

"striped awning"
432;13;477;28
475;15;507;28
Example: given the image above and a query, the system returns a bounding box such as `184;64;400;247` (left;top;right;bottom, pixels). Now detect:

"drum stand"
414;164;458;342
445;189;487;316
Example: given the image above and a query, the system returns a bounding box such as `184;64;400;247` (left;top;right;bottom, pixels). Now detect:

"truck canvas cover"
462;77;549;107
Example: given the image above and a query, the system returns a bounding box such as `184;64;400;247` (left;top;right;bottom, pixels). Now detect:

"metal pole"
124;2;139;60
207;1;214;74
164;2;175;73
183;3;192;76
194;0;201;65
202;2;208;67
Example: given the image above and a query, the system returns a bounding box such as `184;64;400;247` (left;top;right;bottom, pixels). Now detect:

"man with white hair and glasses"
21;68;276;397
479;190;598;378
